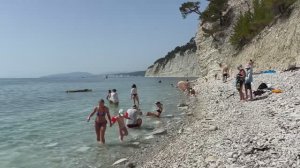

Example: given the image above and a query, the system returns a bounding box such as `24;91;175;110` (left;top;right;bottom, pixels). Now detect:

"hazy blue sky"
0;0;208;78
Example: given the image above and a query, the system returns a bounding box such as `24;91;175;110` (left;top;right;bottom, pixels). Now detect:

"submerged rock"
151;128;167;135
112;158;128;166
177;103;188;107
125;162;136;168
144;135;154;140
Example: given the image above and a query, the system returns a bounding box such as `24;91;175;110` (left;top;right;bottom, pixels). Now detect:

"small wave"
45;142;58;147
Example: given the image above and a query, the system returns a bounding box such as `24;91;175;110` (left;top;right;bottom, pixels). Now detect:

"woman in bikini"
87;99;112;144
131;84;139;106
146;102;163;118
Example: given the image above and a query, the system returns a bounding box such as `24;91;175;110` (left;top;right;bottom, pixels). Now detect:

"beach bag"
258;83;268;90
253;90;265;96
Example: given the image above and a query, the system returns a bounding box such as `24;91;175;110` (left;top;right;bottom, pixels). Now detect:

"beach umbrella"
177;81;188;91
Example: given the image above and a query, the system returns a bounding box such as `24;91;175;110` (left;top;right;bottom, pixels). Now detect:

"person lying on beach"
111;109;130;142
126;105;142;128
87;99;112;144
146;102;163;118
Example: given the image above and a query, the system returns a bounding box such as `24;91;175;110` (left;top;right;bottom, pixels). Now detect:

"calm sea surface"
0;77;191;168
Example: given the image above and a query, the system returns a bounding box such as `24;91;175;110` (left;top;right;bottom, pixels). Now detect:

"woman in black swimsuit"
146;102;163;118
87;99;112;144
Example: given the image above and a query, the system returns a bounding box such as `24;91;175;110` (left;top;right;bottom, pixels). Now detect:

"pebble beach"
118;70;300;168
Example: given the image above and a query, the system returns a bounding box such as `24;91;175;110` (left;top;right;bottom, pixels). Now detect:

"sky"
0;0;208;78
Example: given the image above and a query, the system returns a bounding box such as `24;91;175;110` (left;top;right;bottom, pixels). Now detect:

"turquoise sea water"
0;77;190;168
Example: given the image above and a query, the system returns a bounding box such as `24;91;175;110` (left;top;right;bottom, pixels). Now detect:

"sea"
0;77;192;168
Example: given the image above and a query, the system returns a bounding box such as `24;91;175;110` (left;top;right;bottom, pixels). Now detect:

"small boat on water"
66;89;92;93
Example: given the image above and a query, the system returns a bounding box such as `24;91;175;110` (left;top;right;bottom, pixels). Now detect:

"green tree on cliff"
179;1;201;18
264;0;297;14
252;0;274;30
230;0;296;49
200;0;229;26
230;11;253;47
179;0;229;42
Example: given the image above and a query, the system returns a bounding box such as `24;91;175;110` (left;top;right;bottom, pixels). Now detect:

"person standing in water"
106;90;111;101
131;84;139;106
111;109;129;142
87;99;112;144
109;89;119;105
146;102;163;118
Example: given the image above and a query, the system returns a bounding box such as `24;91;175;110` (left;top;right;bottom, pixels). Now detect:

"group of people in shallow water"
87;84;163;144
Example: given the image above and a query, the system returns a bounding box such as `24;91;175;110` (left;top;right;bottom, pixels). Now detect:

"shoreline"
116;70;300;167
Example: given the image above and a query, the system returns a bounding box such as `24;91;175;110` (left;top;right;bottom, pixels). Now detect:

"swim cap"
119;109;124;116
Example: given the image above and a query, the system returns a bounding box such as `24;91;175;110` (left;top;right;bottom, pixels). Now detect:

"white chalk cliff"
145;51;200;77
196;0;300;78
146;0;300;77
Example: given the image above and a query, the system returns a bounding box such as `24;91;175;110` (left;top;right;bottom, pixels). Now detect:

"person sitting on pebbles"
146;102;163;118
126;105;142;128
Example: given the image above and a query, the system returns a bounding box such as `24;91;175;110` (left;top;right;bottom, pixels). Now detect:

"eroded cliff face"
146;0;300;77
195;0;300;78
145;51;200;77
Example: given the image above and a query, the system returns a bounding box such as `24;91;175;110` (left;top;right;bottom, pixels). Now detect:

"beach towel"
272;89;283;93
261;70;276;74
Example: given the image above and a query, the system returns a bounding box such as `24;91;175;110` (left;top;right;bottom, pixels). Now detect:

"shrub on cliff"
230;11;253;47
265;0;297;14
200;0;229;26
179;0;230;42
179;1;201;18
230;0;296;49
152;38;196;67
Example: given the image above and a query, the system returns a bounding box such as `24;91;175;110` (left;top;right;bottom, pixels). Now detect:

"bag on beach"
258;83;268;90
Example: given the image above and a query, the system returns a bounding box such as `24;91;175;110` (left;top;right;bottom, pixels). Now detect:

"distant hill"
109;71;146;77
40;71;146;79
40;72;94;78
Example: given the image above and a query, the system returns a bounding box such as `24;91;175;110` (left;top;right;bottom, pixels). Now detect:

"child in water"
111;109;130;142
